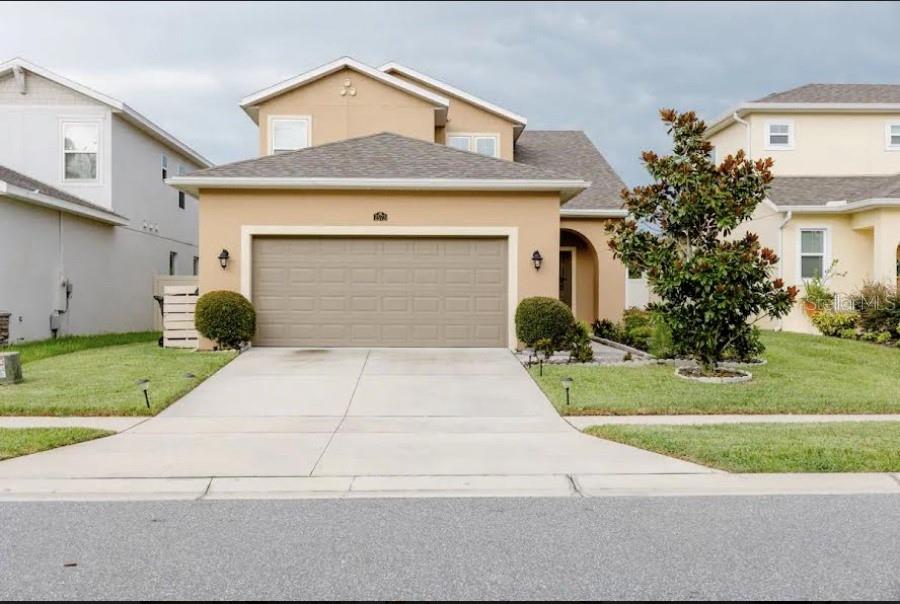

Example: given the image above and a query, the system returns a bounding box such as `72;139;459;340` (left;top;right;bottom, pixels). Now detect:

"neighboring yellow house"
707;84;900;333
170;57;628;349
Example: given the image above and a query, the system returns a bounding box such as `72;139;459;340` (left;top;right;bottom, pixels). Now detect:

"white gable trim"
0;58;211;167
379;62;528;136
239;57;450;123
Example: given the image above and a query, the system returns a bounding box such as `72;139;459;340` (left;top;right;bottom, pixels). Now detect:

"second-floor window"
270;117;311;154
446;134;500;158
886;123;900;150
161;154;168;180
62;122;99;182
766;121;794;150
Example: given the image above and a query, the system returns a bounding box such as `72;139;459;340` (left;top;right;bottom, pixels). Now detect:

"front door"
559;248;574;310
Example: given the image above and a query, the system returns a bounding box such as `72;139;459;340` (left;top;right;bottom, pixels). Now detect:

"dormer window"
886;123;900;150
269;116;311;154
446;134;500;158
765;121;794;150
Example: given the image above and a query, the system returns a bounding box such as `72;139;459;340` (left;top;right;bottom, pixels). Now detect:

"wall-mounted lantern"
531;250;543;270
218;249;230;270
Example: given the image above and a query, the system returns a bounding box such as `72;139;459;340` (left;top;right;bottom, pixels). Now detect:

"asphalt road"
1;495;898;600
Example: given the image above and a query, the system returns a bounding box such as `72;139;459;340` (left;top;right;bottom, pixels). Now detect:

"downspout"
732;112;751;157
777;210;793;331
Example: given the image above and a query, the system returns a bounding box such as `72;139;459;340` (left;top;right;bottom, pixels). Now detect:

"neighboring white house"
0;58;210;343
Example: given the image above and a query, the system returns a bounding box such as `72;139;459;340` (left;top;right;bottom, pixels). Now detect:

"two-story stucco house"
170;57;628;349
707;84;900;332
0;58;210;344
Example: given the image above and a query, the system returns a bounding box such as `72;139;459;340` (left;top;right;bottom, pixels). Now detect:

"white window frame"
765;120;794;150
445;132;501;158
797;227;830;282
885;122;900;151
161;154;168;180
709;145;717;165
268;115;312;154
60;118;102;184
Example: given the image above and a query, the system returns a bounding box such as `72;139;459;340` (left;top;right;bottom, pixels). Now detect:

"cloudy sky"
3;1;898;183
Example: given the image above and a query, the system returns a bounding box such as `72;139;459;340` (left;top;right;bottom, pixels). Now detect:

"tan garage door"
252;236;508;347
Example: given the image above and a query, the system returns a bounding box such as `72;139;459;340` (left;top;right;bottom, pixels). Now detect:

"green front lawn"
0;427;114;461
532;331;900;415
0;342;236;416
2;331;159;364
587;422;900;473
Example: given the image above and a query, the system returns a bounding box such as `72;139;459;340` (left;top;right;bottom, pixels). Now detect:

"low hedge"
515;297;574;349
195;290;256;350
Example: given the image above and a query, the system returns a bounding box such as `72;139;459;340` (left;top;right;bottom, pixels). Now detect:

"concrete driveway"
0;348;710;484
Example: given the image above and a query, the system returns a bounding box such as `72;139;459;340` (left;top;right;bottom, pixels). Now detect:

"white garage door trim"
240;225;519;349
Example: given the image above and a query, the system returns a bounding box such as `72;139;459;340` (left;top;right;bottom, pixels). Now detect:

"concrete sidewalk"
565;414;900;429
0;472;898;501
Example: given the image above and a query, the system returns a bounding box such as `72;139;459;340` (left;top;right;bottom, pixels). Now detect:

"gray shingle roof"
514;130;626;210
0;164;126;218
768;174;900;206
191;132;578;181
755;84;900;104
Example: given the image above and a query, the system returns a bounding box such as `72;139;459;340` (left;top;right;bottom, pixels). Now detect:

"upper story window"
765;121;794;150
161;154;168;180
708;145;717;165
885;123;900;150
62;121;100;182
446;134;500;158
269;116;311;154
800;229;827;280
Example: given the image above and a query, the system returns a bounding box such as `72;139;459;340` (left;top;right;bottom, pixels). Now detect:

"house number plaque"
373;211;388;221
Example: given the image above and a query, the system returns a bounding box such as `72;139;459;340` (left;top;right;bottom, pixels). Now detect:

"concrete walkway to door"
0;348;713;496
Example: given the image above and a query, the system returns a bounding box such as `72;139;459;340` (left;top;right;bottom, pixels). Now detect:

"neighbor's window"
193;256;199;276
169;251;178;276
800;229;826;280
709;145;717;165
62;122;99;181
161;154;168;180
178;191;186;209
270;117;310;153
886;123;900;150
766;122;794;149
445;134;500;157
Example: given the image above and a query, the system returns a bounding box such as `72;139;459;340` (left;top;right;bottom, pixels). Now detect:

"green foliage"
723;326;765;362
567;321;595;363
801;260;843;310
515;297;574;349
533;338;556;360
591;318;618;340
875;331;893;345
840;328;859;340
853;282;900;337
811;310;859;337
648;313;676;359
606;109;796;370
195;290;256;350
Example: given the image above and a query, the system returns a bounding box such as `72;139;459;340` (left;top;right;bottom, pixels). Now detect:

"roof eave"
774;198;900;214
0;181;129;226
560;208;628;218
707;101;900;137
166;176;589;202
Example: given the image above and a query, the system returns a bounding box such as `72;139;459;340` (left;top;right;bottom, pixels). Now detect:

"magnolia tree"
607;109;797;371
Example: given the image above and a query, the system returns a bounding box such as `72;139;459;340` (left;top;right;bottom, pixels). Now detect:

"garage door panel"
252;236;507;347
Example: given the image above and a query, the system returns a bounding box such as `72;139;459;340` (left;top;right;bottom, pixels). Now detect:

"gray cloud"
3;1;898;183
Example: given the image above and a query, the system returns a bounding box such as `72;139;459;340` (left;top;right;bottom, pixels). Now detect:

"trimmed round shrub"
515;296;574;348
195;290;256;350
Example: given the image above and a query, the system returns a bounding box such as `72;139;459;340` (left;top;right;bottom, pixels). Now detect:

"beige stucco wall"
709;113;900;176
255;68;437;155
388;73;517;160
559;218;626;323
197;189;562;348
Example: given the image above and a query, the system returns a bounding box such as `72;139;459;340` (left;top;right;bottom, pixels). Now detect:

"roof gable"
379;62;527;136
240;57;449;123
0;58;210;167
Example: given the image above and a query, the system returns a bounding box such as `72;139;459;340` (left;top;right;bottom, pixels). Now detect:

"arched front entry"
559;219;628;324
559;228;599;323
